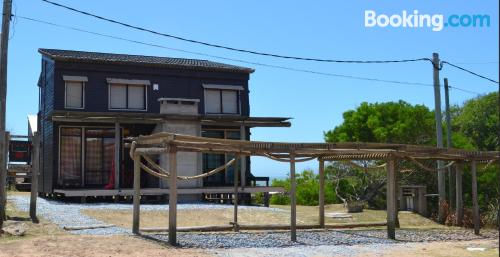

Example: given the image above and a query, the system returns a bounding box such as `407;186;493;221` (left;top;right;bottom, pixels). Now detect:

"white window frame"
108;83;148;111
203;87;241;115
64;81;85;110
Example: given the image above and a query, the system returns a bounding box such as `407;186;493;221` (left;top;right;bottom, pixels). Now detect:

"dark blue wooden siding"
53;61;250;115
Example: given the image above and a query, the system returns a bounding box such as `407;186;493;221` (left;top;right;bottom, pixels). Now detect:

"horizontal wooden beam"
53;186;285;197
131;133;499;162
140;222;387;233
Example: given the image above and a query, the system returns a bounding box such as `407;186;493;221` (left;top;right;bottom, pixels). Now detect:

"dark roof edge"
38;48;255;74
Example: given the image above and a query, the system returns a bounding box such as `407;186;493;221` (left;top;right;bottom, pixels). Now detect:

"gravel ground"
7;195;284;235
149;229;497;249
8;194;498;257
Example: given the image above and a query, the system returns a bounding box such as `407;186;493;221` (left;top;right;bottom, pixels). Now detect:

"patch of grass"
1;193;64;241
83;203;453;230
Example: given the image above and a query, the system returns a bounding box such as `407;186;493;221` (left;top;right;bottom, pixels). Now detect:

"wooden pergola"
130;132;499;245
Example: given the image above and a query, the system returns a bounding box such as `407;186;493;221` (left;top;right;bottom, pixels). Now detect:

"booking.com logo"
365;10;491;32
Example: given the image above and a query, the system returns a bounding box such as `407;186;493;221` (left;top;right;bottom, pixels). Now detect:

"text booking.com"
365;10;491;31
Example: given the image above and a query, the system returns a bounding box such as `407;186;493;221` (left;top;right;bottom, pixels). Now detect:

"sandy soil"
1;235;497;257
373;239;499;257
0;235;208;257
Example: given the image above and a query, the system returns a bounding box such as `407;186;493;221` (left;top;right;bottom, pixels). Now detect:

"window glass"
128;85;145;109
84;129;115;186
65;81;83;108
109;84;127;109
60;128;82;186
205;89;221;113
226;131;240;140
222;90;238;114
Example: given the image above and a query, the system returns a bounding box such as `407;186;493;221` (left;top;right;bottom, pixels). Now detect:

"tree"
323;101;437;208
324;100;435;145
453;92;499;151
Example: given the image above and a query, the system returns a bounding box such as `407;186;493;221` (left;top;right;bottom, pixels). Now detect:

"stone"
2;221;28;236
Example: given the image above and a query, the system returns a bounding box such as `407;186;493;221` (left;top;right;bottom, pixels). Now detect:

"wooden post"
290;152;297;242
168;146;178;245
239;125;246;187
233;155;240;231
444;78;455;209
455;164;463;226
386;157;396;239
471;160;480;235
0;132;7;225
132;154;141;234
114;122;120;190
30;133;39;223
318;159;325;228
0;0;12;231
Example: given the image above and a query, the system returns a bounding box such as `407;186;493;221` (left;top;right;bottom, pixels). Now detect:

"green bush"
269;169;339;205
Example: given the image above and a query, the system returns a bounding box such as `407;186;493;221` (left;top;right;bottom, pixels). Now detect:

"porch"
53;186;284;197
50;110;290;196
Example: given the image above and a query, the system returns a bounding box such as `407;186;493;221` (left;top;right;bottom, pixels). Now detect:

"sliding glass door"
59;127;118;188
59;128;82;187
202;129;240;186
84;129;115;187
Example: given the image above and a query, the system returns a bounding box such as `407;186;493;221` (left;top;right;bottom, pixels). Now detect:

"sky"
2;0;499;179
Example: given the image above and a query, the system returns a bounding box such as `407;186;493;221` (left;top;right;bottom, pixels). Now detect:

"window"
65;81;84;109
109;84;146;110
59;127;118;188
205;89;239;114
84;129;115;186
202;129;241;186
59;128;82;186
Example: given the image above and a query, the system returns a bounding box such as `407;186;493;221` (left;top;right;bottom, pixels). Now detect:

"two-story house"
36;49;290;200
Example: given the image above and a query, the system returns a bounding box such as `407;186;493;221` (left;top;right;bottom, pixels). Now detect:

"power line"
442;61;499;84
38;0;497;89
39;0;431;65
15;15;483;95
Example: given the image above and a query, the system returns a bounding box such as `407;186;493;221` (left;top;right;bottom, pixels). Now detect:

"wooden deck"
53;186;284;197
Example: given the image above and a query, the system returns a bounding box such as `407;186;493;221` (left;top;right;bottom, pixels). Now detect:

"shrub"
269;170;339;205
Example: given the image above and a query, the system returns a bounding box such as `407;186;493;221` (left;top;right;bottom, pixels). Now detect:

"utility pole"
444;78;455;209
432;53;446;224
0;0;12;231
497;79;499;246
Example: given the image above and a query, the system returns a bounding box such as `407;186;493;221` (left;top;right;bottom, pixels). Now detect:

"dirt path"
0;235;208;257
372;239;499;257
1;234;497;257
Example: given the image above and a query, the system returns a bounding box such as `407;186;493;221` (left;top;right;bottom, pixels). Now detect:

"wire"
15;15;483;95
442;61;499;84
449;86;481;95
39;0;432;64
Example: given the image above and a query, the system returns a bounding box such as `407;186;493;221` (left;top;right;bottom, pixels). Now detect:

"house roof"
38;48;255;74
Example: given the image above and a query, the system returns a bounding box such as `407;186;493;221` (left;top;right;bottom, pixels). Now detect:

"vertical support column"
239;126;246;187
290;152;297;242
418;187;428;217
168;146;178;245
386;157;396;239
114;122;120;190
132;154;141;234
233;155;240;231
432;53;446;224
471;160;480;235
30;133;40;223
455;164;463;226
0;131;7;225
318;159;325;228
